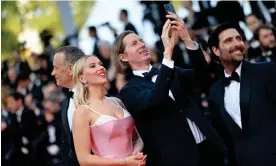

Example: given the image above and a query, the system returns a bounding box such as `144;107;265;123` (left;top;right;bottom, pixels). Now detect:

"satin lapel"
239;61;251;131
61;97;71;143
217;80;243;138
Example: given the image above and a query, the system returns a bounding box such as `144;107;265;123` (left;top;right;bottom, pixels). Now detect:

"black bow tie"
66;91;74;99
223;71;240;86
143;67;159;80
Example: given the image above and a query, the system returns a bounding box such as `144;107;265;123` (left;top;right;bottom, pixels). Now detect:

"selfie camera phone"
164;4;176;14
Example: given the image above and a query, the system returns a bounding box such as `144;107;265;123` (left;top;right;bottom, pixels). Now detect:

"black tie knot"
67;91;74;99
223;71;240;86
143;67;159;80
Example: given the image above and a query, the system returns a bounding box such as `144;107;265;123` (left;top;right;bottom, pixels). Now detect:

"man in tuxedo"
208;23;276;166
7;92;39;166
88;26;100;57
51;46;85;166
12;49;31;76
16;72;44;103
114;13;224;166
248;25;276;63
119;9;138;35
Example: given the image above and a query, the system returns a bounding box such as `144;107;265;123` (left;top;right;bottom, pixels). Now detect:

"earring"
83;82;88;87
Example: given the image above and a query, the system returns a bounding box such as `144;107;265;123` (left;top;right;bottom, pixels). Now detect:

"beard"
220;49;245;67
230;46;245;63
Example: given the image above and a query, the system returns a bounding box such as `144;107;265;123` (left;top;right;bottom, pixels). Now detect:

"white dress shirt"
67;88;76;131
133;43;205;144
224;62;243;128
15;107;24;123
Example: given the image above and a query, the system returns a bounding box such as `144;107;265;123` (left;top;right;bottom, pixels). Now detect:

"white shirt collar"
70;87;76;93
132;65;152;78
224;62;242;78
16;106;24;117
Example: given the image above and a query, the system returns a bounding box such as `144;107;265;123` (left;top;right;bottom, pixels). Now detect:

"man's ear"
212;46;220;57
68;64;73;76
119;53;128;63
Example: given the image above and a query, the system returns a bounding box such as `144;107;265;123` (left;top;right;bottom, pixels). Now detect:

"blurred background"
1;1;276;166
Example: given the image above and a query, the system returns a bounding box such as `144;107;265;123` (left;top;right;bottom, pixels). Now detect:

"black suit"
247;46;276;63
60;93;79;166
120;48;224;166
10;107;39;166
125;22;138;35
14;61;31;76
209;61;276;166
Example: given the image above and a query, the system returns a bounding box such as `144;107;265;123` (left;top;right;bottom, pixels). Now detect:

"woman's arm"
72;106;143;166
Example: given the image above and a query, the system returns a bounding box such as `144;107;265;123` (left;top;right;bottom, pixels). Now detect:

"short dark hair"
208;23;242;55
55;46;85;65
120;9;128;17
16;72;29;82
88;26;97;32
254;25;274;41
9;92;24;102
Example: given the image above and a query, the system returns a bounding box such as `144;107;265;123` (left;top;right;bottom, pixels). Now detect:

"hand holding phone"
164;5;193;47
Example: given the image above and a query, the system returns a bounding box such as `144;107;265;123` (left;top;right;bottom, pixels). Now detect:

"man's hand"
166;12;193;48
161;19;178;60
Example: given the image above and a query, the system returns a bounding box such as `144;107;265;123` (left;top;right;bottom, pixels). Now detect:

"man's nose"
139;41;145;49
234;39;244;47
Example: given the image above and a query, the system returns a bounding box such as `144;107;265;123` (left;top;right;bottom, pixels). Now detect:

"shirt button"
180;110;183;113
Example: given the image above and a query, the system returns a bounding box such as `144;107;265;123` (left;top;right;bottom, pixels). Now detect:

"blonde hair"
72;55;90;106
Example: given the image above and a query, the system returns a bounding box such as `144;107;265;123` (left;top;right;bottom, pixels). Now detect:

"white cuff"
186;41;199;50
162;58;174;69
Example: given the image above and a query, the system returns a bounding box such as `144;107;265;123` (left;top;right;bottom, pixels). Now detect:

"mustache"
230;46;244;53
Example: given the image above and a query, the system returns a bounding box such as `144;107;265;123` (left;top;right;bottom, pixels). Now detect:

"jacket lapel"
217;80;243;138
61;96;71;143
239;61;251;131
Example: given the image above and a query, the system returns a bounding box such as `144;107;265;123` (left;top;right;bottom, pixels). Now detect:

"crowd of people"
1;1;276;166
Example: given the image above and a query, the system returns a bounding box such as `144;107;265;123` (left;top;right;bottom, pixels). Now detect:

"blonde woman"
72;55;146;166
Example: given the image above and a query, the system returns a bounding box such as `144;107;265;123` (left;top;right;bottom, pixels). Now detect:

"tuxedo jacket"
209;61;276;166
120;48;224;166
60;95;79;166
14;107;39;146
9;107;39;166
247;46;276;63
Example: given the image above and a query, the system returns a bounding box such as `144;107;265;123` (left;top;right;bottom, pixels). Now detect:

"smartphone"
164;4;176;14
164;3;176;29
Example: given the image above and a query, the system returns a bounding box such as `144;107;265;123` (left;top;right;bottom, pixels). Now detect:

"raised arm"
120;20;178;117
72;106;144;166
167;12;211;90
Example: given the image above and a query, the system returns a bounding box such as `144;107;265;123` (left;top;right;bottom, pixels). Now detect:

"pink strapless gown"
90;111;135;159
